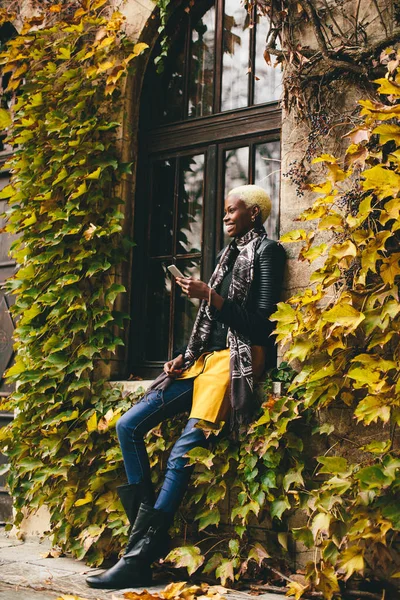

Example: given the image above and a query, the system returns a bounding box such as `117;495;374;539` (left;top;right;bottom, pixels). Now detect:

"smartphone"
167;264;185;278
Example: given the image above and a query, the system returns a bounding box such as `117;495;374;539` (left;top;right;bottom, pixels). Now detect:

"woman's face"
223;194;259;238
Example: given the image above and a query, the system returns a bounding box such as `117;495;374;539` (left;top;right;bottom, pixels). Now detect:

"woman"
86;184;286;589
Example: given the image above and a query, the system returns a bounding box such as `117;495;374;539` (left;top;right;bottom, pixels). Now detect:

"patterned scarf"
147;227;266;425
185;226;266;424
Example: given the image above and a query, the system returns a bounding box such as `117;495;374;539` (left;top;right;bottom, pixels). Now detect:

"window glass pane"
221;0;250;112
223;146;249;245
144;261;171;361
149;159;175;256
224;146;249;196
255;141;280;239
177;154;204;254
163;32;186;123
173;258;201;351
188;6;215;119
141;28;185;126
254;15;283;104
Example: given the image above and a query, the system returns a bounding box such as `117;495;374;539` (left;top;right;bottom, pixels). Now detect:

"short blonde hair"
227;184;272;222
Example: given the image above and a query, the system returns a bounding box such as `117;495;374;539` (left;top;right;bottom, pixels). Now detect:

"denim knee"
166;449;188;473
115;403;143;442
166;420;207;473
115;412;131;445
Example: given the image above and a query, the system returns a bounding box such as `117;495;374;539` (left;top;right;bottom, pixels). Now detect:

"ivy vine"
0;0;148;564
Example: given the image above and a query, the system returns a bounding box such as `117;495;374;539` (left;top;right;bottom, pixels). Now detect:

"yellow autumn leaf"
318;212;344;231
86;412;97;433
22;213;37;227
308;180;332;194
374;77;400;96
380;253;400;285
70;181;87;200
330;239;357;260
380;198;400;225
285;338;314;362
54;167;68;185
312;153;337;164
92;0;109;8
373;123;400;145
359;99;400;121
159;581;188;599
325;162;350;183
362;165;400;199
300;242;328;263
6;360;25;378
97;60;115;73
133;42;149;55
96;36;115;51
86;167;101;179
339;547;364;580
280;229;309;243
286;580;307;599
322;302;365;331
74;491;93;506
55;595;91;600
0;107;11;129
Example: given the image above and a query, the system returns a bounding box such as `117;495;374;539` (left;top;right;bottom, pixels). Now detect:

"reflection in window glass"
188;7;215;119
255;141;281;239
224;146;249;196
174;259;201;351
149;159;175;256
144;261;171;361
223;146;249;245
221;0;250;112
177;155;204;254
162;31;186;123
254;14;283;104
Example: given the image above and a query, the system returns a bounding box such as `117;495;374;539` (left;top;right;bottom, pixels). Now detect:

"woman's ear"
251;205;261;221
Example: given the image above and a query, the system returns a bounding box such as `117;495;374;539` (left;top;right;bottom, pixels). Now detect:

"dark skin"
163;195;261;375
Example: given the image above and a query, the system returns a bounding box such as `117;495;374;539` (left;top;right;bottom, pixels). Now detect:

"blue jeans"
116;379;208;517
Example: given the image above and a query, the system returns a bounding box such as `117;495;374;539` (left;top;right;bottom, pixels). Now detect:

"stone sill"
112;380;283;396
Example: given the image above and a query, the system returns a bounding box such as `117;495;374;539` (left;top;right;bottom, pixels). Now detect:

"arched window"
131;0;282;377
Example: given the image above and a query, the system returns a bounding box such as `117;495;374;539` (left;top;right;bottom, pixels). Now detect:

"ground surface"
0;528;284;600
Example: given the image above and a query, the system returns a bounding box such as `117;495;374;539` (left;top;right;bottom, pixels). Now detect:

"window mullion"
249;142;255;184
183;15;191;120
168;159;180;358
203;144;218;281
214;0;224;113
248;4;257;106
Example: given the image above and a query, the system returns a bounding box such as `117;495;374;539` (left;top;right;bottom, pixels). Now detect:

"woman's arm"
213;241;286;343
175;240;286;343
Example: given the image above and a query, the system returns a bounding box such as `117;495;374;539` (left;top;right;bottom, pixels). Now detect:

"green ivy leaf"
165;545;204;576
270;497;291;520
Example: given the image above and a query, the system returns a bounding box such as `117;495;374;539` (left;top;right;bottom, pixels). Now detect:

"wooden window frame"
129;0;282;379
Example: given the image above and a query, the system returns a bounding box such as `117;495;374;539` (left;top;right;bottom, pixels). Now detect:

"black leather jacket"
214;238;286;350
174;238;286;365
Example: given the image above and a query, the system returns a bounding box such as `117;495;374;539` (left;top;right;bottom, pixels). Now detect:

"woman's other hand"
175;277;209;300
163;353;185;376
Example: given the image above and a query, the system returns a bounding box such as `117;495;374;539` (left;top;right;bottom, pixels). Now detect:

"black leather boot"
117;480;155;526
85;504;170;590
